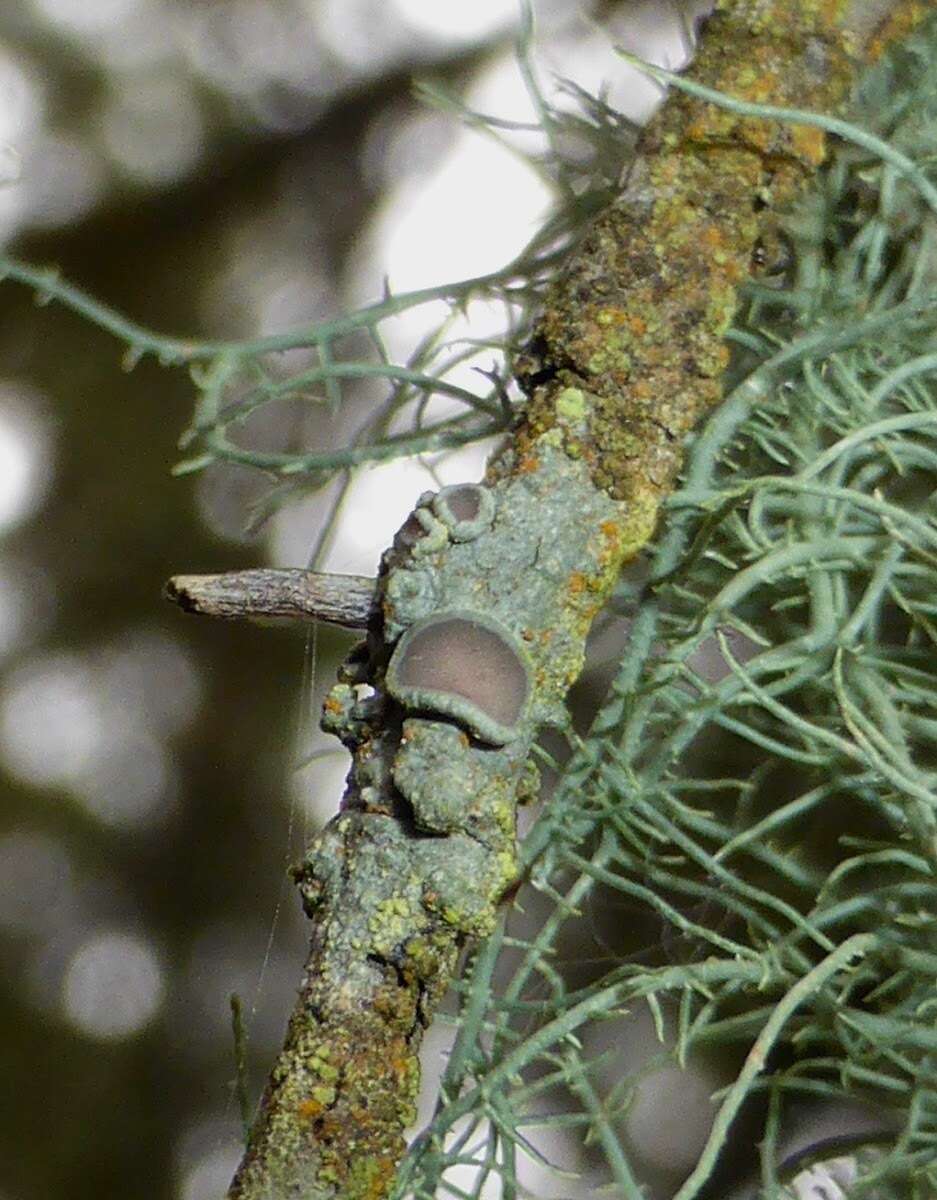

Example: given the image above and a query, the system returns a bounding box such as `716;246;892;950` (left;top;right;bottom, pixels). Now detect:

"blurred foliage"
0;6;448;1200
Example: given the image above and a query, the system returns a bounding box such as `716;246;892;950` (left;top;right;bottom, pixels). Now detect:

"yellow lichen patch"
617;492;665;564
555;387;587;423
297;1098;325;1121
864;1;930;61
790;123;827;167
717;0;850;39
368;896;414;954
735;73;778;106
345;1155;397;1200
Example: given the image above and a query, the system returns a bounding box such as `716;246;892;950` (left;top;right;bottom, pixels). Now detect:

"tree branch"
202;4;931;1198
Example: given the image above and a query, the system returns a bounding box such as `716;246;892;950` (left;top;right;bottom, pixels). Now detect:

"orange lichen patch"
566;569;608;625
698;225;725;251
684;117;708;143
622;313;645;336
388;1055;414;1087
738;119;774;154
631;379;654;401
324;695;344;715
389;1056;410;1081
313;1114;345;1143
598;520;626;565
735;75;778;106
721;258;745;284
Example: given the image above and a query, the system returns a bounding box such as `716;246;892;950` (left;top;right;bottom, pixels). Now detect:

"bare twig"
165;568;377;627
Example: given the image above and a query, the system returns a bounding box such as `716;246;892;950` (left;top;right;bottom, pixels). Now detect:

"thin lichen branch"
403;12;937;1195
0;255;547;365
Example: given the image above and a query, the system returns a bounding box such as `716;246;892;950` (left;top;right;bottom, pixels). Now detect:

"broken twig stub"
165;569;377;628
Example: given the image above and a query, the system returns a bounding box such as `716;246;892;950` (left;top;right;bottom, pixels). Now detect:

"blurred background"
10;2;900;1198
0;2;696;1197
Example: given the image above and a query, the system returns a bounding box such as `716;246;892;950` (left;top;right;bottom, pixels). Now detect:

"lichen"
431;483;495;542
385;610;533;745
515;0;858;522
232;435;635;1197
392;719;522;840
227;5;923;1200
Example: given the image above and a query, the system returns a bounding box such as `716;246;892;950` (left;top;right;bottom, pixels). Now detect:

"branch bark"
165;569;376;627
211;4;930;1198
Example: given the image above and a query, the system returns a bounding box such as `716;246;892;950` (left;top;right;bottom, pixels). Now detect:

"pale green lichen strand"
226;5;930;1199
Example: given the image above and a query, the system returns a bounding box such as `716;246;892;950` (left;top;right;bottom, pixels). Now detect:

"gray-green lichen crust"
228;435;629;1200
384;439;626;682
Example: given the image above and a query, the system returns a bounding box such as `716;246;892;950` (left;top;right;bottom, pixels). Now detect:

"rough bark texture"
227;4;932;1198
166;569;376;627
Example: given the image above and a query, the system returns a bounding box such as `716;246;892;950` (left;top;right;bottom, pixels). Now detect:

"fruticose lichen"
227;4;927;1199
